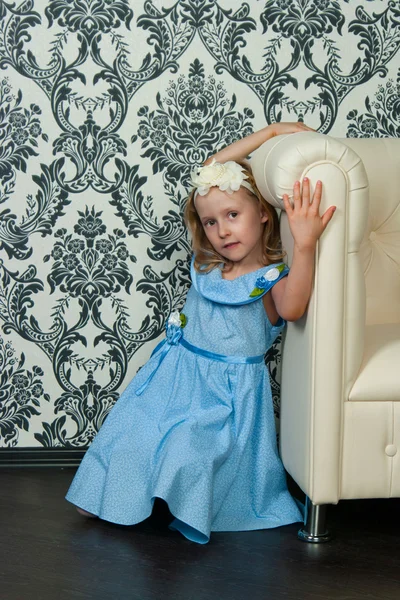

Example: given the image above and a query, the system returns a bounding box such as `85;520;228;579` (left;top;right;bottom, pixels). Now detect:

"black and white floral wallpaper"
0;0;399;451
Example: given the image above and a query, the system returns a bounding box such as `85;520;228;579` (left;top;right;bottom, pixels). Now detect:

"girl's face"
195;187;268;270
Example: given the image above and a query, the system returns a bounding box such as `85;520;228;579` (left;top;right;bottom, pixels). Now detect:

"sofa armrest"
251;132;369;504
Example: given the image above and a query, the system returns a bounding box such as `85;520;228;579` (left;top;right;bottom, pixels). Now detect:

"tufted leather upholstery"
251;133;400;505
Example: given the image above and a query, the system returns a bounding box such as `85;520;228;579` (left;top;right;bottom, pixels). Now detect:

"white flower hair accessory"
189;159;254;198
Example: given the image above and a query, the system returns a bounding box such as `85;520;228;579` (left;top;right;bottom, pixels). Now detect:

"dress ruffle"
191;257;289;306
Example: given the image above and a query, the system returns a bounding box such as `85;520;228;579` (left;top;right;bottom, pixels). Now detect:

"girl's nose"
218;224;230;238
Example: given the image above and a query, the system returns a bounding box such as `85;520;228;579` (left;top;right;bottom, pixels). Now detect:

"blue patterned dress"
66;259;305;544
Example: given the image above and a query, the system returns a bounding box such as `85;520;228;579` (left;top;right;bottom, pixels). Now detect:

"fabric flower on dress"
189;159;253;196
166;311;187;345
167;311;182;328
167;311;187;328
249;264;286;298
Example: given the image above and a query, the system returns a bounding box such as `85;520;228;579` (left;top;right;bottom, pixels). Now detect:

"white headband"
189;159;254;200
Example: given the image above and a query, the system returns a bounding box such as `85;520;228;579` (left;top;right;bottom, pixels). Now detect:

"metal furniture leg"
298;497;332;543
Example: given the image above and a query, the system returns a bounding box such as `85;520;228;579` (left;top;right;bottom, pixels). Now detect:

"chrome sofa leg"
298;497;331;543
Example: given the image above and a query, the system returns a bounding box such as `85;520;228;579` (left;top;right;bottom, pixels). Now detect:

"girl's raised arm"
271;178;336;321
205;122;314;165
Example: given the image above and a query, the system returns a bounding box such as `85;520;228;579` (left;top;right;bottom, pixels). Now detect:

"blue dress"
66;259;305;544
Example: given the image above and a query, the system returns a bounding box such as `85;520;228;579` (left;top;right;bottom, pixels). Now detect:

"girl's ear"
260;209;268;224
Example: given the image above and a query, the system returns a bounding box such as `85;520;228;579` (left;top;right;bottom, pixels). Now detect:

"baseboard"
0;448;86;467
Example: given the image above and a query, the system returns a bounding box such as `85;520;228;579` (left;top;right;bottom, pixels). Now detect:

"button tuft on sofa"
385;445;397;457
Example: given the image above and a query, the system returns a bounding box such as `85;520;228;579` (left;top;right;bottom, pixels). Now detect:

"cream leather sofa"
251;132;400;542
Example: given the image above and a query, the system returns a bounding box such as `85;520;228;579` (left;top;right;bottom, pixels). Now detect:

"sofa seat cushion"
349;323;400;402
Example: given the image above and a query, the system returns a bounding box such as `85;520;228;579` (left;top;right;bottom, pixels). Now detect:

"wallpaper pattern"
0;0;399;449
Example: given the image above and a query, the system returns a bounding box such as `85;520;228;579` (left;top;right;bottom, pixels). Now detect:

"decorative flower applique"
167;311;187;329
165;311;187;345
249;264;286;298
135;311;187;396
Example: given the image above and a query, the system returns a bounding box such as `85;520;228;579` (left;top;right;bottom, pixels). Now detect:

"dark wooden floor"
1;468;400;600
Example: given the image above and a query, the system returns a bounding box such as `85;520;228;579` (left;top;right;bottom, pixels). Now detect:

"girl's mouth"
223;242;239;249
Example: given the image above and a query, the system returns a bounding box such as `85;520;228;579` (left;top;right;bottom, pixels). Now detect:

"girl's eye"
204;220;215;227
229;212;238;219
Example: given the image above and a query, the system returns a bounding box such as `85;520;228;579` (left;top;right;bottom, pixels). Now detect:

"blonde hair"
184;160;286;273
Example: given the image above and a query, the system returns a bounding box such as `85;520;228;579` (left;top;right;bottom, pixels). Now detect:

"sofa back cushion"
340;138;400;326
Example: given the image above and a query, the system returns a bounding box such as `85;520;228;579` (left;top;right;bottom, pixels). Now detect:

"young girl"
66;122;336;544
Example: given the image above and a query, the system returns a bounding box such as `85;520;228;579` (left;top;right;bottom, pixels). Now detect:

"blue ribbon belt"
135;325;265;396
180;337;265;364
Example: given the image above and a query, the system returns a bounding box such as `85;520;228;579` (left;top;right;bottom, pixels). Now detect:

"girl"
66;122;336;544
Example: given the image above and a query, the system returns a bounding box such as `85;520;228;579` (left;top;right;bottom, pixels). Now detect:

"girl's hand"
206;122;314;166
268;122;315;137
282;179;336;252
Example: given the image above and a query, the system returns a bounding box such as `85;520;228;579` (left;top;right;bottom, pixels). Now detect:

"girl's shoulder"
190;256;289;306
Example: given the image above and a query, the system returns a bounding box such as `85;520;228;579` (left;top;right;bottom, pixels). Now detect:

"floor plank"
1;468;400;600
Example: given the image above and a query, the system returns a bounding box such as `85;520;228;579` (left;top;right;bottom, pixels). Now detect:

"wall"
0;0;399;450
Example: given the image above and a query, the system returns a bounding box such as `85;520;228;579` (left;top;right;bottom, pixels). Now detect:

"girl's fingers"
282;193;293;213
293;180;302;211
293;121;314;132
321;206;337;229
301;177;310;208
298;122;315;132
310;180;322;213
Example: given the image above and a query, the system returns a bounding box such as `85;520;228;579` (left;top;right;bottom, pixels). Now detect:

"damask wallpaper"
0;0;399;453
